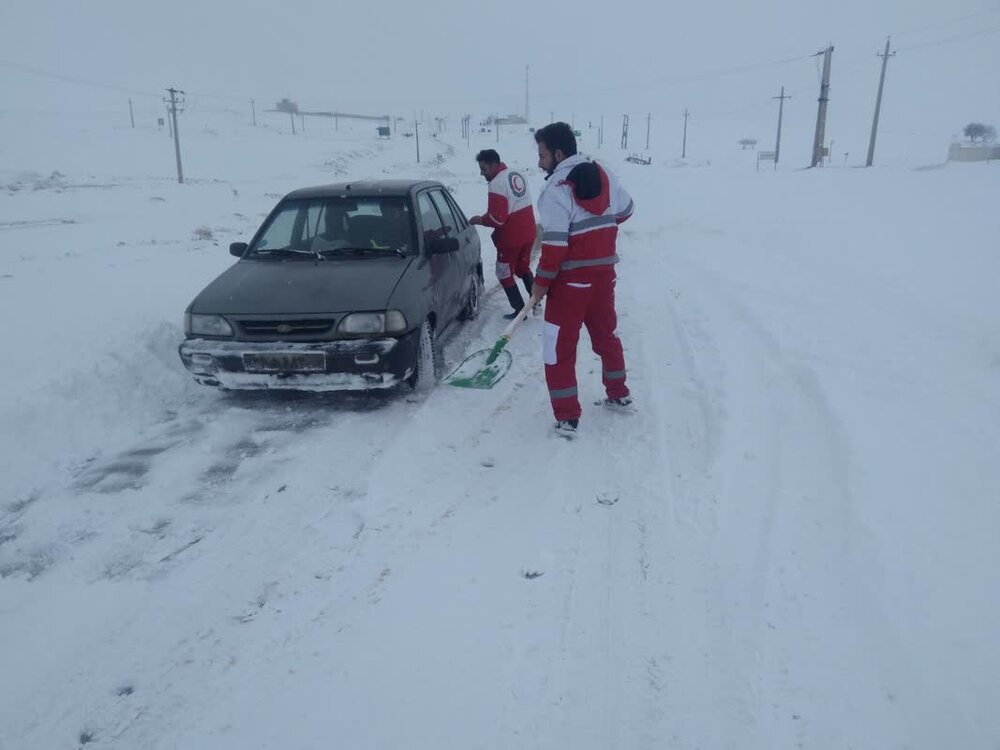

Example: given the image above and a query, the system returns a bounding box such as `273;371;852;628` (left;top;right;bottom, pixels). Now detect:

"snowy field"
2;107;999;749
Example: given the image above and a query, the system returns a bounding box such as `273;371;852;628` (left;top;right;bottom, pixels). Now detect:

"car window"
416;192;445;244
304;203;323;242
250;197;414;256
443;190;469;229
254;208;297;251
429;189;461;237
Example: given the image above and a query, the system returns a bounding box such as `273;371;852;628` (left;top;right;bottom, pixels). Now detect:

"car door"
428;188;475;312
415;190;462;325
431;187;478;279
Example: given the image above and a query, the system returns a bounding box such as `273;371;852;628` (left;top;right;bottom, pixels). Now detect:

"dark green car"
179;180;483;391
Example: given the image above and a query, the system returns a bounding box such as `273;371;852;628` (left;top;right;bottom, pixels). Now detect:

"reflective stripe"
542;230;569;243
536;268;558;279
561;254;619;271
616;199;634;219
543;321;559;365
488;212;504;225
569;215;618;233
604;369;626;380
549;386;578;399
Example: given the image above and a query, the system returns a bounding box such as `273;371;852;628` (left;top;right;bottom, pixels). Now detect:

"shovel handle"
500;303;532;341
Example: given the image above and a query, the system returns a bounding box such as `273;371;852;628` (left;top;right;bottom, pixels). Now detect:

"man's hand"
468;215;482;226
528;286;548;307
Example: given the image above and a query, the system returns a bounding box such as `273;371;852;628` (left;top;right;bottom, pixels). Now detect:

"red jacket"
480;163;537;250
534;156;634;289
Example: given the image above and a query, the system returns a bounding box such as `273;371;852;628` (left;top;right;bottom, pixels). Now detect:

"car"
178;179;484;391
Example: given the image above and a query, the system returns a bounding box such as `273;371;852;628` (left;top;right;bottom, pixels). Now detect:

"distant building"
948;142;1000;162
481;114;527;127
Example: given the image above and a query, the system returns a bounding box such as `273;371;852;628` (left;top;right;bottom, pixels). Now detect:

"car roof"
283;179;440;200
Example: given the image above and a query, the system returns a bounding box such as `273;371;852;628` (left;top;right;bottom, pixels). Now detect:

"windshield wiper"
254;247;322;260
317;246;407;258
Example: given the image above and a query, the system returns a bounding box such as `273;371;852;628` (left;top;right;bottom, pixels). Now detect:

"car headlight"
186;313;234;337
338;310;408;335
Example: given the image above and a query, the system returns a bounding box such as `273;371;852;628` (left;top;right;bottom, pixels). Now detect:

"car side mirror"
230;242;248;257
428;237;459;255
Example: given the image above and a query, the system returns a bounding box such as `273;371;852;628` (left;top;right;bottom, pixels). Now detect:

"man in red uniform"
525;123;635;434
469;149;539;319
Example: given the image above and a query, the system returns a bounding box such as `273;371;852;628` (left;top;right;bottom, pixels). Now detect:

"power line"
0;59;159;98
4;16;999;118
534;52;815;100
892;6;1000;40
896;23;1000;51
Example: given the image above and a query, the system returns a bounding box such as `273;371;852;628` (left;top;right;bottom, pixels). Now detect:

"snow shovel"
445;304;532;389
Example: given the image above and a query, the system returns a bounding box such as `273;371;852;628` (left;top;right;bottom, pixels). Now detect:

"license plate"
243;352;326;373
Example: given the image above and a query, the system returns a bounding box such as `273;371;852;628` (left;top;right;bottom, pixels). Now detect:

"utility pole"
525;65;530;122
251;99;256;126
415;120;420;163
620;114;629;149
645;113;651;150
496;112;500;143
599;114;604;148
289;111;296;135
682;108;689;158
128;99;135;128
866;36;895;167
811;45;834;167
165;87;184;184
772;86;790;165
165;103;172;137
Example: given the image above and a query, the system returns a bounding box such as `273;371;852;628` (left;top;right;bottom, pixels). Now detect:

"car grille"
238;319;336;337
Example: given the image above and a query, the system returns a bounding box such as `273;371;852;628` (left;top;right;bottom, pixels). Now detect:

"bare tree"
963;123;996;143
738;138;758;150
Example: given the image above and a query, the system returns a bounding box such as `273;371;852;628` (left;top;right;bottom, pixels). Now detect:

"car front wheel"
458;270;482;321
408;319;438;391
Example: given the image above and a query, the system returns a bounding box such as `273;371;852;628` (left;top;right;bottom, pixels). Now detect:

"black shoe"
599;396;634;410
502;311;518;320
554;418;579;434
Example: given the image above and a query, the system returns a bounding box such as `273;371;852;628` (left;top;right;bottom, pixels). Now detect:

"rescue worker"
468;149;539;319
525;123;634;434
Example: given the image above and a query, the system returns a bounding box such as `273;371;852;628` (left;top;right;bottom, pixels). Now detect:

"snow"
2;103;999;749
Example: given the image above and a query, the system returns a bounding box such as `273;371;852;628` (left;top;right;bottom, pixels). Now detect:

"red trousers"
495;240;533;288
542;276;629;421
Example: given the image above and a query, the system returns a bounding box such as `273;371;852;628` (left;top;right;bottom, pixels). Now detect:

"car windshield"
249;196;415;259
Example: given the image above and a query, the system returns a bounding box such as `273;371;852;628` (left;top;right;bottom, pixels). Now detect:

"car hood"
191;257;413;315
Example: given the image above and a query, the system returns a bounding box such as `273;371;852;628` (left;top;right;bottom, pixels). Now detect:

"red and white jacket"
534;155;634;290
479;163;537;250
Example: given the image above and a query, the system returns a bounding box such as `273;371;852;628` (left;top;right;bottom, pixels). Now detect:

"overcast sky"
3;0;999;155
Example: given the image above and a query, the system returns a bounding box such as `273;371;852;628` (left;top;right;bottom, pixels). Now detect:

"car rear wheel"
458;270;482;321
408;319;438;391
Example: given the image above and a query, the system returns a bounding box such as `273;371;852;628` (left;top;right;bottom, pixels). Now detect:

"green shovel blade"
444;347;513;389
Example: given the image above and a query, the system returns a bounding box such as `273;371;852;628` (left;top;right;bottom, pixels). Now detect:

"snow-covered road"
2;113;998;749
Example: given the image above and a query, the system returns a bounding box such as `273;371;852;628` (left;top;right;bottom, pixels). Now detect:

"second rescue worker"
469;149;539;319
